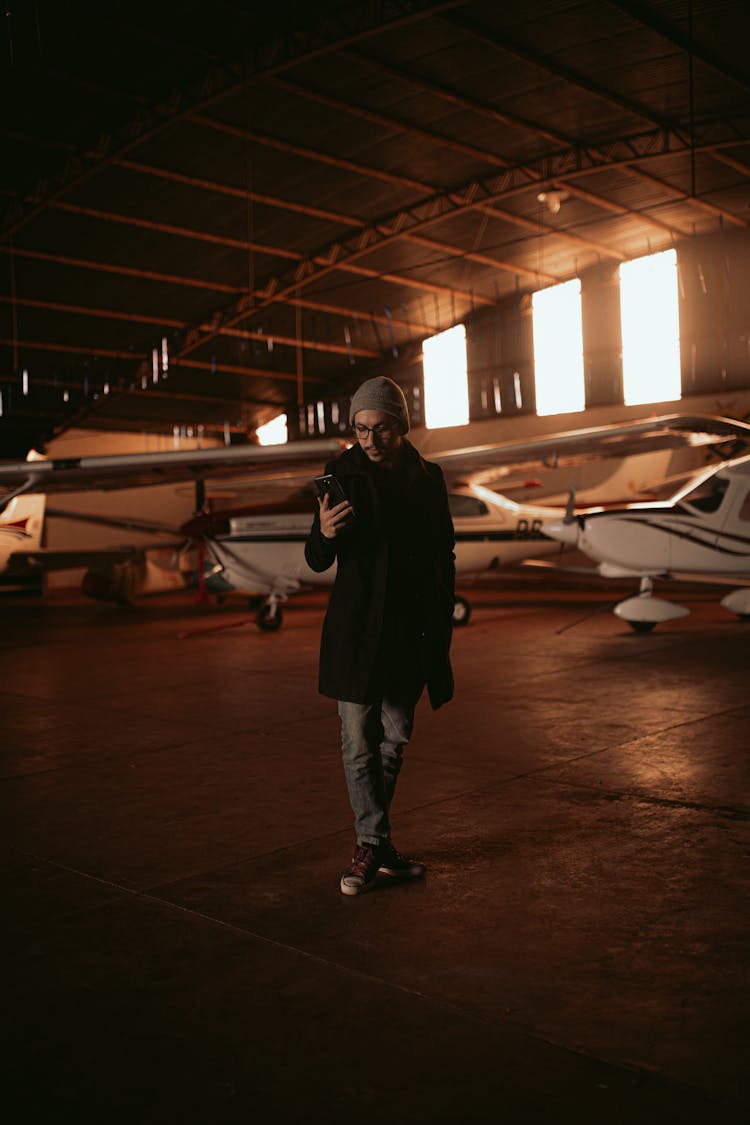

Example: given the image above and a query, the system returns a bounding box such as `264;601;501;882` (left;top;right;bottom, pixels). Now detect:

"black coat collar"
335;438;427;484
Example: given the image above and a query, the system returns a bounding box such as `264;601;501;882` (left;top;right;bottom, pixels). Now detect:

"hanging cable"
296;294;304;407
688;0;696;197
9;233;18;373
5;3;14;65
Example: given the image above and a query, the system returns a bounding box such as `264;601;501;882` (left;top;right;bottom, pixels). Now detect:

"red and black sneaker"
340;843;381;896
377;841;426;880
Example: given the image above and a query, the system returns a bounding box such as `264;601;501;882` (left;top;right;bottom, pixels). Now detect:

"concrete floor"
2;577;749;1124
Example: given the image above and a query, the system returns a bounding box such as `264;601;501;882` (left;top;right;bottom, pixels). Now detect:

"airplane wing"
45;507;180;536
4;415;747;519
0;439;345;511
429;414;750;485
5;547;141;573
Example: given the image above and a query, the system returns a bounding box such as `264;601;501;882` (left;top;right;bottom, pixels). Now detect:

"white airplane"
0;489;198;599
0;440;344;606
1;414;747;629
0;493;46;593
175;413;750;629
178;479;567;628
544;449;750;631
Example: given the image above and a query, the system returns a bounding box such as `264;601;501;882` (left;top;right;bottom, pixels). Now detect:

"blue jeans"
338;695;418;846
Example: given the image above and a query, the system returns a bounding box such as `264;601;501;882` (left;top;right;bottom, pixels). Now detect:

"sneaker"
377;841;426;880
340;843;381;896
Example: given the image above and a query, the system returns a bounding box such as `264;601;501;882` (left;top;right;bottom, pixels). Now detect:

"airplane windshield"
448;494;489;518
681;474;729;514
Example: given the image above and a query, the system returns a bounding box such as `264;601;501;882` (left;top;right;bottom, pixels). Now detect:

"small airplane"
0;493;46;593
0;489;197;599
178;481;566;629
1;414;748;629
175;413;750;629
0;440;344;607
544;449;750;631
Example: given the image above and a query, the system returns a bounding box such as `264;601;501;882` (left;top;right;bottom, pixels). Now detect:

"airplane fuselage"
201;484;564;598
573;509;750;576
547;454;750;579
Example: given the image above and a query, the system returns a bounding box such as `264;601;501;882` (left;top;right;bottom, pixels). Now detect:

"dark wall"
677;230;750;396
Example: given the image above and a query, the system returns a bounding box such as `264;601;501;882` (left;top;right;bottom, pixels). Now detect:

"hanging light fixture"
537;189;568;214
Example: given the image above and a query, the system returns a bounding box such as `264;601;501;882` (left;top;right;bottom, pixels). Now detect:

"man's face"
353;409;403;465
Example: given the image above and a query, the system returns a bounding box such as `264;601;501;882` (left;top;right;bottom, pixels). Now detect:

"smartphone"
314;474;353;513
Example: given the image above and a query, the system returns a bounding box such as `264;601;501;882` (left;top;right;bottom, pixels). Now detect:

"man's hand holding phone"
315;475;354;540
319;493;353;539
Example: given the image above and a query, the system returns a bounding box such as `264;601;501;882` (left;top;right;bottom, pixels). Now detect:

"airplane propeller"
192;477;210;604
542;486;581;548
554;485;577;558
195;477;206;515
564;485;576;524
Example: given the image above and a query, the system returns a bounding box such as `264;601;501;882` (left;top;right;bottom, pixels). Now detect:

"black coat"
304;440;455;709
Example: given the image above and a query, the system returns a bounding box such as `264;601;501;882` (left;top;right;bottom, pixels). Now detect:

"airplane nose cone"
543;518;580;546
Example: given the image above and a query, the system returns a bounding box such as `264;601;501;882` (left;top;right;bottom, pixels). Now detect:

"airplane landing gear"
720;588;750;621
628;619;656;634
453;595;471;626
256;598;283;631
614;576;689;633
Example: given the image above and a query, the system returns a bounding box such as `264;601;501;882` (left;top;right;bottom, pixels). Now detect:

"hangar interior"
2;4;750;1124
3;0;750;459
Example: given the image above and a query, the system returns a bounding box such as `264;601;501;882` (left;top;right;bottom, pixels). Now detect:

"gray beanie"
348;376;410;434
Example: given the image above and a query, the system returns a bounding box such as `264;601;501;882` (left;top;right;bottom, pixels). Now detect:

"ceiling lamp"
537;190;568;214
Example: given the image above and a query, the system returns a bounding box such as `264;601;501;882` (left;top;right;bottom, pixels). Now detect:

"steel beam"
441;8;686;134
188;113;434;196
0;245;243;293
2;0;469;241
108;158;560;279
0;296;379;360
344;44;747;230
608;0;750;96
170;123;750;365
0;337;320;384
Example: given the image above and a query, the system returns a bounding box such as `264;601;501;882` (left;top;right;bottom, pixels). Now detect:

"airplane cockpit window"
681;474;729;514
737;488;750;522
448;493;490;518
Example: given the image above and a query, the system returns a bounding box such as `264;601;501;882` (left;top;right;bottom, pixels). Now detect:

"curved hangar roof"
1;0;749;456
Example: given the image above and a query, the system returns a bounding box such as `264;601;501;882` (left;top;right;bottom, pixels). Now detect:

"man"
305;376;455;896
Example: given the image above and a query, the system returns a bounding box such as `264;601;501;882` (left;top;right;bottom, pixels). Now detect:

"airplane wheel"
628;620;656;633
256;603;283;631
453;596;471;626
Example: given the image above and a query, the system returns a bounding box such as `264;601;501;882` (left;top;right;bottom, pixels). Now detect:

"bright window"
532;278;585;416
256;413;288;445
620;249;681;406
422;323;469;429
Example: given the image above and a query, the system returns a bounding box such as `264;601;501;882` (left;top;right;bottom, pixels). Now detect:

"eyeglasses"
353;421;398;440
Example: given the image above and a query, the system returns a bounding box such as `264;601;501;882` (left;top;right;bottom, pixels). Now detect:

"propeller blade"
564;485;576;523
195;477;206;515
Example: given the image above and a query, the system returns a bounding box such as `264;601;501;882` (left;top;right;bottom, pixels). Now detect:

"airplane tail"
0;493;46;588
